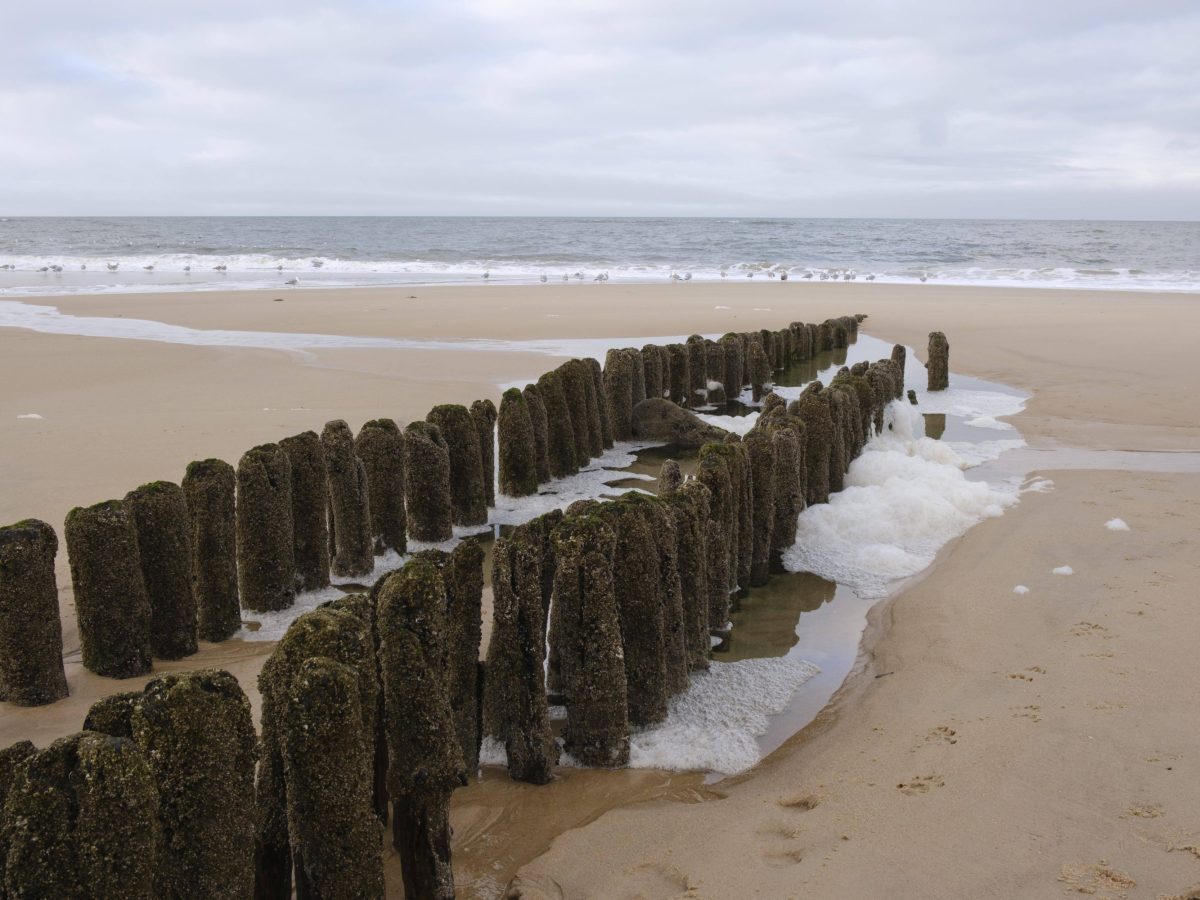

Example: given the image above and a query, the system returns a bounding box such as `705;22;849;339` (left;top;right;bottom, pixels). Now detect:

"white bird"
802;272;813;280
285;277;300;286
919;272;928;283
594;271;609;282
80;263;87;270
561;274;569;282
311;259;324;268
670;272;681;282
720;269;728;278
746;271;754;278
683;272;692;281
276;264;283;271
50;264;63;272
575;272;585;280
107;262;119;271
866;274;876;281
768;270;776;279
38;266;49;272
780;272;788;281
819;272;829;281
143;265;154;271
215;264;227;272
482;271;490;280
539;274;548;283
183;265;191;273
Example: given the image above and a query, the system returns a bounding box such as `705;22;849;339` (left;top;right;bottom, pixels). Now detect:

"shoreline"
3;282;1199;897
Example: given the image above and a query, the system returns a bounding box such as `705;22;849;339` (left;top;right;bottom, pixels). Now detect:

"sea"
0;216;1196;295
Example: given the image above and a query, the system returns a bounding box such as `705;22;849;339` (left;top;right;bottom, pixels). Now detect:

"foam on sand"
16;413;43;419
481;656;821;776
1105;518;1130;531
783;402;1019;599
1052;565;1074;576
1013;585;1030;595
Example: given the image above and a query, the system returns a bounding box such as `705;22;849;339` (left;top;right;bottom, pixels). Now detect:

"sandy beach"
3;282;1199;898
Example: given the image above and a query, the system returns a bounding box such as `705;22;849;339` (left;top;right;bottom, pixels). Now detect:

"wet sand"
3;282;1200;897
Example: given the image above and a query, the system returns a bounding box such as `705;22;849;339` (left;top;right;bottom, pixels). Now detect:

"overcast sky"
3;0;1197;218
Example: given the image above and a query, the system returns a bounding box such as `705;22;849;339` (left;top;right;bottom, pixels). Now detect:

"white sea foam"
16;413;43;419
914;385;1027;422
783;402;1019;598
1052;565;1074;575
1105;518;1130;531
1013;585;1030;595
1023;477;1055;493
480;657;820;775
696;410;758;436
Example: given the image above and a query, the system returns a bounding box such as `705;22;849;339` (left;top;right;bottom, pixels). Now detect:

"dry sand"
3;282;1199;898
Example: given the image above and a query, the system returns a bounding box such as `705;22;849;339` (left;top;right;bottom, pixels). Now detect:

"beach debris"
278;432;332;591
427;404;488;527
403;421;454;542
65;499;153;677
126;480;198;660
182;458;242;641
552;512;630;766
236;443;296;613
632;397;729;446
483;536;558;783
283;657;385;897
0;519;69;705
927;331;950;391
521;384;552;484
498;388;539;497
470;398;498;508
255;605;378;899
377;558;466;900
2;731;159;896
132;670;257;898
321;419;374;578
355;418;408;554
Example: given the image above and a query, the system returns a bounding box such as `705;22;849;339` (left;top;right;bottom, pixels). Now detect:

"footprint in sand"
897;775;944;795
1008;672;1034;682
925;726;958;745
1012;705;1042;723
1122;802;1163;819
779;793;820;811
1071;622;1113;638
1058;861;1136;898
609;862;693;897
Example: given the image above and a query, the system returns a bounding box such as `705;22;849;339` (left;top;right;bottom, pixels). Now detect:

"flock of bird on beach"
2;259;931;284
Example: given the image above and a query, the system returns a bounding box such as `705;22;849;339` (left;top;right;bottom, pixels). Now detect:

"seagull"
768;270;776;279
50;264;63;272
38;266;49;272
482;271;490;280
561;274;569;282
143;265;154;271
802;271;813;280
670;272;681;281
720;269;728;278
594;271;609;282
276;264;284;271
683;272;692;281
539;273;548;283
919;272;928;283
311;259;324;268
80;263;87;270
780;271;788;281
285;277;300;286
866;273;876;281
107;262;119;271
183;265;191;273
819;272;829;281
215;264;227;272
747;271;754;278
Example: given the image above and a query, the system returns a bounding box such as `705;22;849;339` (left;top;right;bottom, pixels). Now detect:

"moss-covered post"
928;331;949;391
559;360;594;468
749;339;771;403
404;421;453;542
0;739;36;884
254;606;377;900
522;384;552;483
578;362;605;458
376;559;466;900
696;451;734;629
2;731;159;897
552;514;630;766
657;459;683;496
641;344;663;400
182;459;241;641
647;498;688;697
125;481;197;660
790;384;834;506
65;500;152;678
890;342;907;383
586;358;613;450
827;390;848;493
483;537;557;783
721;334;744;399
603;348;634;440
731;440;753;594
0;520;68;706
667;343;690;407
277;432;331;593
686;335;707;405
866;363;892;434
744;429;775;587
426;404;487;527
598;496;668;726
321;420;374;577
767;425;803;572
83;690;141;736
282;658;385;897
664;481;711;671
536;370;578;478
235;443;295;613
132;669;256;898
470;399;498;508
354;419;407;555
498;388;539;497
